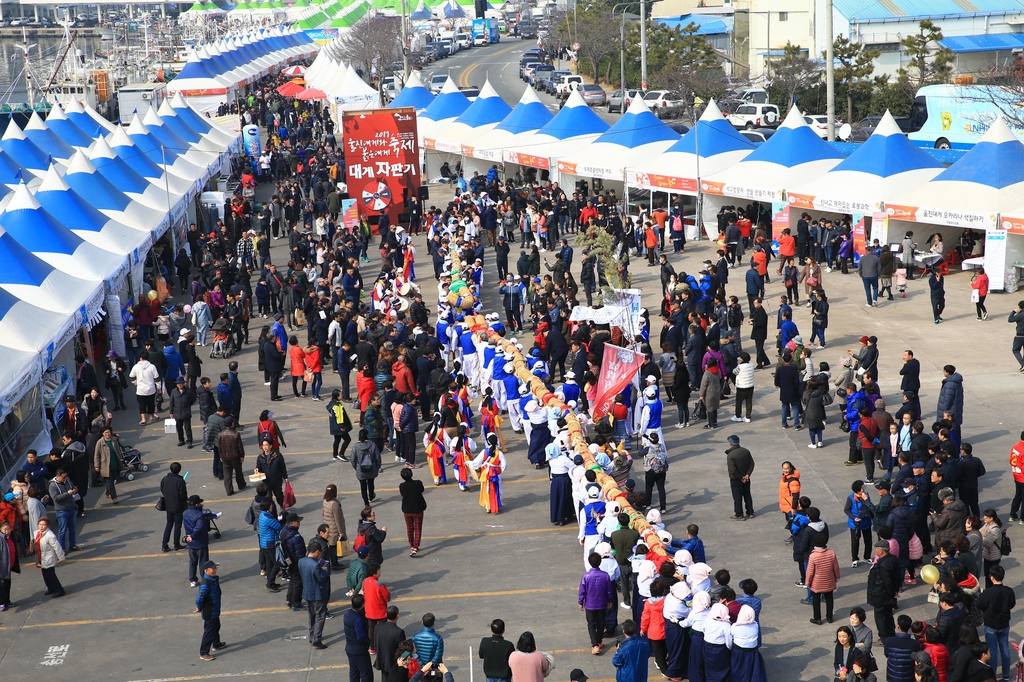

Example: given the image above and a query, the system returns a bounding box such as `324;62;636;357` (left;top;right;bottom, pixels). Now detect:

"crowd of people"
4;79;1024;682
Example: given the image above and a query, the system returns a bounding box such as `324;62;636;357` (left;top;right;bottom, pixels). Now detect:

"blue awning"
939;33;1024;54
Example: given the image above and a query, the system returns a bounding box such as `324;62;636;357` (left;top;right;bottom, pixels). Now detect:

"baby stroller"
209;318;235;359
117;443;149;481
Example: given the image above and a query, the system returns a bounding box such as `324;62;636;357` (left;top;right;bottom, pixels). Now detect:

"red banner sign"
342;107;421;223
590;344;646;421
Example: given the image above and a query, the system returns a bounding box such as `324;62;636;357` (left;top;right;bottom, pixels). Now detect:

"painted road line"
64;526;577;563
0;587;576;631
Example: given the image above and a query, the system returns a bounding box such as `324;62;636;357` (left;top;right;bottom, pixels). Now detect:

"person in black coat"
775;354;803;429
373;606;407;680
264;338;285;401
160;462;189;552
749;299;770;368
75;355;100;400
867;541;901;639
900;350;921;394
546;321;569;382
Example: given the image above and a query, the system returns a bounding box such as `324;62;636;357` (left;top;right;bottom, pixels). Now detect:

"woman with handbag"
255;440;289;508
981;509;1004;587
801;258;824;308
321;484;347;570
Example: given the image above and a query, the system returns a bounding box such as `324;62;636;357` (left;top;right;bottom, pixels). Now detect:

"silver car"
579;84;607;106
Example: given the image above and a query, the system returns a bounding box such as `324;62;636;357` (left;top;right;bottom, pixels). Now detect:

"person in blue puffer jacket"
844;480;874;568
844;384;871;466
258;502;283;591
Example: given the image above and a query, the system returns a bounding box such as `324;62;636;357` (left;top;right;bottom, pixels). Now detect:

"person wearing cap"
280;512;307;610
183;495;211;588
867;539;901;639
103;350;129;411
726;436;755;520
195;560;224;661
931;487;967;548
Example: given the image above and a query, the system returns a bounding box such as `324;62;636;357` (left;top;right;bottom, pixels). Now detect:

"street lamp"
612;3;640;94
612;0;661;92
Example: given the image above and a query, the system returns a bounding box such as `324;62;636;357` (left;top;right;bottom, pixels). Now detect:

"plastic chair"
944;251;960;267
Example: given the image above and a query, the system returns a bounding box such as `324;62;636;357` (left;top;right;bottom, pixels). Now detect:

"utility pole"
620;14;626;92
399;2;407;78
825;0;835;140
640;0;647;91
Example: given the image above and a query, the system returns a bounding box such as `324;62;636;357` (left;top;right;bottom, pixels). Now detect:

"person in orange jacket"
645;222;660;266
362;563;391;652
1008;431;1024;522
776;228;797;274
752;246;769;293
779;461;802;526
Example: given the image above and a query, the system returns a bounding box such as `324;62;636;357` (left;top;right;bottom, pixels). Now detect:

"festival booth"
624;100;754;240
127;115;208;184
164;52;237;117
424;80;512;182
325;65;381;123
460;86;553;178
41;104;95;150
65;98;117;136
555;96;680;205
0;121;53;181
303;44;340;90
169;92;243;152
887;119;1024;291
700;105;844;242
108;126;198;200
417;78;471;178
64;151;170;240
89;136;184;219
502;89;609;185
23;112;76;161
785;112;945;255
388;70;435;112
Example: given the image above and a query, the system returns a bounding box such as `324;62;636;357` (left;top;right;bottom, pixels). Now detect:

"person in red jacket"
578;201;598;227
922;626;950;682
970;267;989;320
362;563;391;653
392;358;416;397
1009;431;1024;522
640;580;668;671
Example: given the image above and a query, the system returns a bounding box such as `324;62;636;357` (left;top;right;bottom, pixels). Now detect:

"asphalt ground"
2;169;1023;682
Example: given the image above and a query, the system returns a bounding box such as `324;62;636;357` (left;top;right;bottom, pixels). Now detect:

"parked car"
455;33;472;50
667;122;690;135
522;64;541;83
643;90;685;119
733;87;769;103
726;103;780;129
607;88;640;113
557;74;584;96
544;70;571;94
579;83;608;106
429;73;449;94
426;42;448;59
529;64;555;87
460;86;480;100
519;54;541;79
847;115;912;141
739;127;778;143
518;22;536;38
804;114;831;138
381;76;400;102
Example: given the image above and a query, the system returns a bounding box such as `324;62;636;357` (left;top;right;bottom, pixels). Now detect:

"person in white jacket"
128;351;162;426
731;352;756;423
34;517;66;598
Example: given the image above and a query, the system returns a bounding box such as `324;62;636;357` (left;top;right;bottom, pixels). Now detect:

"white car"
643;90;685;119
473;34;487;46
455;33;471;50
804;115;831;138
429;73;448;94
726;103;781;129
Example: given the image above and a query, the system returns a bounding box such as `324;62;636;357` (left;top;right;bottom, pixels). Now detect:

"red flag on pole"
590;344;647;421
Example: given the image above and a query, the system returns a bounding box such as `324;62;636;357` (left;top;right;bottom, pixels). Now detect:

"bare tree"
337;16;403;81
556;5;619;83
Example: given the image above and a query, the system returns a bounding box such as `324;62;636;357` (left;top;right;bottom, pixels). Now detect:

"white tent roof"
700;105;844;202
329;65;380;112
503;90;609;171
625;100;755;195
463;86;552;163
107;125;196;198
787;112;944;214
426;80;511;154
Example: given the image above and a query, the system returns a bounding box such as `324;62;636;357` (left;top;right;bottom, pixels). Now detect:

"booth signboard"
341;198;360;231
789;191;875;215
870;211;888;248
886;203;996;230
342;108;420;223
852;213;867;256
502;150;549;170
771;201;789;244
984;229;1007;292
626;170;697;195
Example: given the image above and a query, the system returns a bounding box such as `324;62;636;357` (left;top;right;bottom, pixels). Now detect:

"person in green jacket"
346;544;371;596
862;479;894;531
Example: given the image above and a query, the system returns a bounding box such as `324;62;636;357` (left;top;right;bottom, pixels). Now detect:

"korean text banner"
342;108;421;223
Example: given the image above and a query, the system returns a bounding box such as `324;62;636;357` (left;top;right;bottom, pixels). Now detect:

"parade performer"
469;433;506;514
525;397;552;468
639;386;665;448
479;389;503;448
450;424;476;492
579;487;606;569
423;415;447;486
558;372;581;406
509;383;529;434
547;442;575;526
455;375;474;427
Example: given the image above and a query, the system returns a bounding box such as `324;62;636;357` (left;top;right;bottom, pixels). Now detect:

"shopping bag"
164;418;177;434
337;540;347;557
283;480;296;508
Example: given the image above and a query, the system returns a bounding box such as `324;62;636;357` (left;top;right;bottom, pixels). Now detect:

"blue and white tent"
388;70;435;112
107;125;196;199
0;120;52;178
63;150;169;235
0;283;80;354
427;80;513;154
143;107;219;174
0;183;128;286
43;104;95;149
418;78;472;146
556;95;680;181
626;99;754;196
35;164;154;255
24;111;75;161
410;3;432;20
157;99;233;156
464;86;553;168
442;1;465;18
127;115;206;183
168;92;241;152
701;104;844;203
64;96;116;137
889;117;1024;232
787;112;943;213
503;89;609;173
89;135;180;214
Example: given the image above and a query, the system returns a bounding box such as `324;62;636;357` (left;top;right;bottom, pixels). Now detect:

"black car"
518;22;536;38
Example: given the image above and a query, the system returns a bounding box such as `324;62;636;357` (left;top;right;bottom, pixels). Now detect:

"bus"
907;84;1024;150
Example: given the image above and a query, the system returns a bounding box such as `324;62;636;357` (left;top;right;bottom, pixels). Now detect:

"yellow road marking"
65;526;576;563
0;587;575;631
458;42;521;88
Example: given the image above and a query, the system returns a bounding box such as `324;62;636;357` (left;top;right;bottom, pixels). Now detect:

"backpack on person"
274;539;292;569
648;449;668;474
358;447;375;475
1001;532;1012;556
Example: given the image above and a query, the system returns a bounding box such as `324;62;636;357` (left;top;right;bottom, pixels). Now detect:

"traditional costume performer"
423;415;447;485
547;444;575;525
578;487;605;569
469;434;505;514
450;425;476;491
639;386;665;448
525;398;551;467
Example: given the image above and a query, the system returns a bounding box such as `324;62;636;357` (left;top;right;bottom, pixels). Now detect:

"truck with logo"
472;18;500;45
